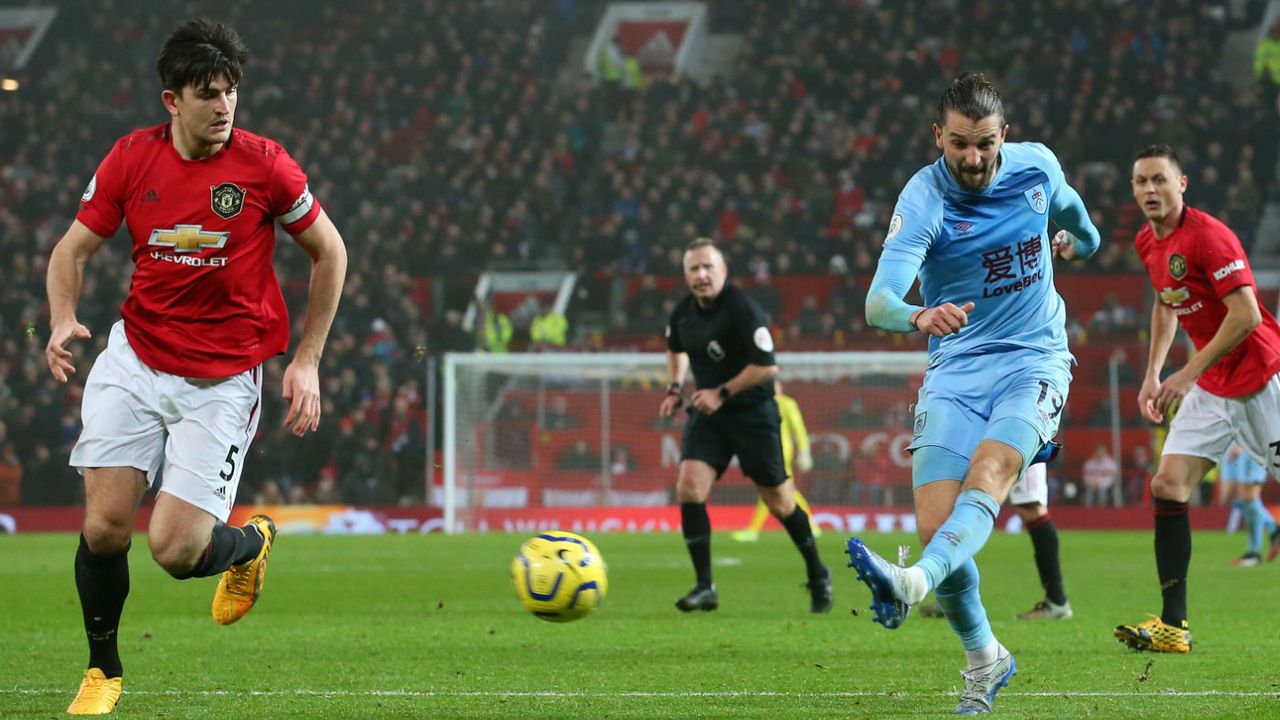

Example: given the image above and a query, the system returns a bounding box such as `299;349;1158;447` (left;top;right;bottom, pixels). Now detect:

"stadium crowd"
0;0;1275;506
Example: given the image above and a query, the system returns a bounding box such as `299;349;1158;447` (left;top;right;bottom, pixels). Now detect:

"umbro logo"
954;222;974;235
142;188;160;203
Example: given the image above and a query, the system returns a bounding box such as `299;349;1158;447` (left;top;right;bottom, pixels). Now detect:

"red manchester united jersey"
76;124;321;378
1135;206;1280;397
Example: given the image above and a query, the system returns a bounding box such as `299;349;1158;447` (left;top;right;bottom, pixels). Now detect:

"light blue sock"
1228;499;1246;533
1247;499;1274;554
1254;499;1277;531
917;489;1001;591
934;559;993;652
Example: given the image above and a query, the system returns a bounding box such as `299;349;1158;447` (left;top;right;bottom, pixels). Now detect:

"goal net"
440;352;928;532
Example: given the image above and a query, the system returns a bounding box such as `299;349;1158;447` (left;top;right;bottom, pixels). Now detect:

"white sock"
965;640;1003;670
1226;507;1242;533
902;566;929;605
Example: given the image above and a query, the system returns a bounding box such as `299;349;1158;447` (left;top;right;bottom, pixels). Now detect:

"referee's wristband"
666;381;682;395
718;384;731;400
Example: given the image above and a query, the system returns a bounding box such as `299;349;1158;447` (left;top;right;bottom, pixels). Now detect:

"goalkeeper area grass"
3;529;1278;718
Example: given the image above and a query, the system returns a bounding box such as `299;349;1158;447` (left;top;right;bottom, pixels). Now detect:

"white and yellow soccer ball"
511;531;608;622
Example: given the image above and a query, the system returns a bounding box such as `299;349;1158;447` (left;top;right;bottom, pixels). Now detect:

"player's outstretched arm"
1048;183;1101;261
1139;299;1179;423
45;220;108;383
283;209;348;436
1153;286;1262;417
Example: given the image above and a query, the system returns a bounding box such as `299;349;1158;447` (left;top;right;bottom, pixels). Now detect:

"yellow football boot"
1114;614;1191;653
66;668;121;715
212;514;276;625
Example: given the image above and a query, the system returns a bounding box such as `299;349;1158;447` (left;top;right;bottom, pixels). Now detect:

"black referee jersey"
666;282;777;411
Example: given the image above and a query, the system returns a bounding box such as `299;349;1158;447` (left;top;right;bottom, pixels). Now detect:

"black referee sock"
780;506;826;580
176;522;265;579
680;502;714;588
75;535;129;678
1154;499;1191;627
1026;514;1067;605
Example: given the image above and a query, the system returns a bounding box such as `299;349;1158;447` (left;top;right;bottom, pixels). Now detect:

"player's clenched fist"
911;301;975;338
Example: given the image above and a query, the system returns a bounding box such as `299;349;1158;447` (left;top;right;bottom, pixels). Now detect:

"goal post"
440;352;929;533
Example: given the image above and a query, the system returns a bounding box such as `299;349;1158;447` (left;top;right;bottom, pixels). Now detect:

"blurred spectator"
858;446;897;507
530;301;569;349
1256;19;1280;104
609;445;636;475
1082;444;1120;507
430;310;475;356
748;269;783;322
838;397;882;429
791;295;824;336
542;395;578;430
1087;293;1139;334
627;275;668;333
558;438;600;471
254;480;285;506
1125;443;1153;506
314;465;342;504
478;301;513;353
0;442;21;504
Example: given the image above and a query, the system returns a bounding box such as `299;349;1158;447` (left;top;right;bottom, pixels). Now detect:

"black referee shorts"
681;398;788;487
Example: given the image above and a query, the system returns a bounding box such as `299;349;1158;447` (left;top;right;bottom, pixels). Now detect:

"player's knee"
964;453;1020;494
1013;503;1046;521
82;516;134;554
148;532;204;578
1150;472;1193;502
759;487;794;518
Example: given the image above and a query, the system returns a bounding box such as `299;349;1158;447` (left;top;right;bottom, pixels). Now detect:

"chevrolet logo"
1159;286;1190;306
147;224;229;253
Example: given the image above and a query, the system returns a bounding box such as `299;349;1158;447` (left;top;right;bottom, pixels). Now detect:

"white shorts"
69;321;263;522
1162;373;1280;481
1007;462;1048;506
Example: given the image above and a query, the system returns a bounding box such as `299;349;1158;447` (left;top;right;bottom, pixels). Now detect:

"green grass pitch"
3;529;1278;718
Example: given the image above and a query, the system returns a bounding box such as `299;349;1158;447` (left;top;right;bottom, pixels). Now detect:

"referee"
659;238;833;613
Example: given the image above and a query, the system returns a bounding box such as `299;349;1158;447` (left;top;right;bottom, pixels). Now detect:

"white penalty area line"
4;689;1277;699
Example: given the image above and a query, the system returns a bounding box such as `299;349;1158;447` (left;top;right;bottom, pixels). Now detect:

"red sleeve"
270;149;322;235
75;140;128;239
1197;221;1253;298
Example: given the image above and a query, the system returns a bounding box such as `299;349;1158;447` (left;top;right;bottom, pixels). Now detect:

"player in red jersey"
44;20;347;714
1115;145;1280;654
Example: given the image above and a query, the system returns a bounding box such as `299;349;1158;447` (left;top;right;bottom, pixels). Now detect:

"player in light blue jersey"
845;73;1101;715
1220;442;1278;566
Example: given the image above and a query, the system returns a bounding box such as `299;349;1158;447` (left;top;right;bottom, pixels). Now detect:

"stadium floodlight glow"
0;78;18;91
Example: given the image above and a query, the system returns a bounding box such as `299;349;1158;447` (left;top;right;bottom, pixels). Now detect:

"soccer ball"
511;531;608;622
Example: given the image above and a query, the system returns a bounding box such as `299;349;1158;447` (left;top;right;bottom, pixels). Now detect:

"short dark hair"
156;19;248;94
937;72;1005;127
1133;145;1184;174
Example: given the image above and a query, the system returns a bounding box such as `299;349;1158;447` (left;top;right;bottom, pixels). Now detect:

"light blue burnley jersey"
881;142;1075;366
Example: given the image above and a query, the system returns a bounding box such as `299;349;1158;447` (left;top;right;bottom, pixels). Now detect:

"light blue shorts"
909;351;1072;488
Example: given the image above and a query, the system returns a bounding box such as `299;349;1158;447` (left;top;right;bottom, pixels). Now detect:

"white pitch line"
3;689;1277;699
